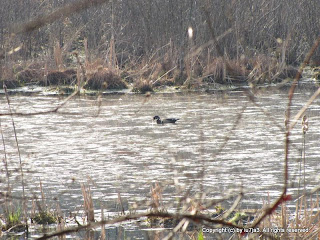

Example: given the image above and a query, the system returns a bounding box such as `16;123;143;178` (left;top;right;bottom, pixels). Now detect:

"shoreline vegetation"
3;0;320;94
1;0;320;239
0;43;306;94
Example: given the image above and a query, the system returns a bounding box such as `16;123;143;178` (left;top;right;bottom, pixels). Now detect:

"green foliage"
5;208;21;229
198;229;204;240
214;205;225;214
228;211;247;225
33;211;57;225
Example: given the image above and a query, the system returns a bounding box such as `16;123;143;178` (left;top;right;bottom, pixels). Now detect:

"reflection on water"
1;86;320;237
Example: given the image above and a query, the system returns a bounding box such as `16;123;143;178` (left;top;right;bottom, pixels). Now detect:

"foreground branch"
37;212;241;240
12;0;110;34
0;89;79;116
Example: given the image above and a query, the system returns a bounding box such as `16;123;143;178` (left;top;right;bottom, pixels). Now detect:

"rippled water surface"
1;86;320;237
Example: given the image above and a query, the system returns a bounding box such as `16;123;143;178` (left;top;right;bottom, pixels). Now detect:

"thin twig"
151;66;177;86
212;104;247;159
221;191;243;220
0;89;79;117
0;115;10;198
289;87;320;131
251;35;320;229
3;83;27;225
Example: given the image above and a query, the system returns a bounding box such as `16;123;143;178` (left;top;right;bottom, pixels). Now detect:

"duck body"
153;116;179;124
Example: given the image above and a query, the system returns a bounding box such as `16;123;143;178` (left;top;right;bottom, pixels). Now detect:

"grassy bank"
0;48;301;94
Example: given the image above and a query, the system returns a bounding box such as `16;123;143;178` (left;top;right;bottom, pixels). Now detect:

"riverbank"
0;76;318;97
1;54;310;96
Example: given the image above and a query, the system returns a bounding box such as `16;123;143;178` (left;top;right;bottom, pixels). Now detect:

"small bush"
277;65;299;79
16;69;42;84
2;209;22;231
173;70;187;86
0;65;20;88
0;79;20;89
247;55;299;84
204;57;248;84
45;69;76;86
32;211;57;225
120;70;134;83
132;80;153;94
86;69;127;90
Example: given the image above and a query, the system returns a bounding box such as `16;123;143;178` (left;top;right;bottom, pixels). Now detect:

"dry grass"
132;79;153;93
257;194;320;239
203;57;248;84
54;42;64;71
45;69;76;86
85;58;104;76
150;183;164;212
16;68;43;84
0;65;19;88
247;55;299;85
0;61;45;87
56;218;66;240
86;68;127;90
81;183;94;223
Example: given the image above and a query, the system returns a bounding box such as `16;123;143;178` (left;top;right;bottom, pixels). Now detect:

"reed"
5;207;22;230
0;115;11;216
84;38;90;68
81;183;95;222
99;204;106;240
287;194;320;239
53;42;64;71
132;79;153;93
116;192;125;215
56;218;66;240
73;51;86;92
301;115;308;192
3;84;27;232
150;183;164;212
31;181;57;225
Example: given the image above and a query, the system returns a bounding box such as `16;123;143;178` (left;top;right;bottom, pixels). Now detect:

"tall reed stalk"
53;42;63;71
99;204;105;240
301;115;308;193
0;114;11;214
3;83;27;231
81;183;94;222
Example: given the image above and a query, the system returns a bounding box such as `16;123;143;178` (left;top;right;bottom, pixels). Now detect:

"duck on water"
153;116;179;124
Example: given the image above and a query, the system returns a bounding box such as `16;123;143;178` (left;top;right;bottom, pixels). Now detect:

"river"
1;84;320;238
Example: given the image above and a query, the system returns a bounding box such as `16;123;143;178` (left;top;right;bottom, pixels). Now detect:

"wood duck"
153;116;179;124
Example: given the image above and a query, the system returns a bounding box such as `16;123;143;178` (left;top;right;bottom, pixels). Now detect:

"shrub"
32;211;56;225
132;80;153;94
86;69;127;90
45;69;76;86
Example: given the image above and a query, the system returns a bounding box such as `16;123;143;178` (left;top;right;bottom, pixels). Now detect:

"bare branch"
0;90;79;116
36;212;242;240
12;0;110;34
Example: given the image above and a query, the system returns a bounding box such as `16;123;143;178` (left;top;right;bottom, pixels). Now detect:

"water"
1;85;320;238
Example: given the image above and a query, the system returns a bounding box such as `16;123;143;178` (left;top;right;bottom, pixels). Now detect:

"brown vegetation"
86;68;127;90
132;79;153;94
203;57;248;84
0;0;313;92
45;69;76;86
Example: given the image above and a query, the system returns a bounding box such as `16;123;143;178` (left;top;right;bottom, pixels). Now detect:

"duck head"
153;115;162;124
